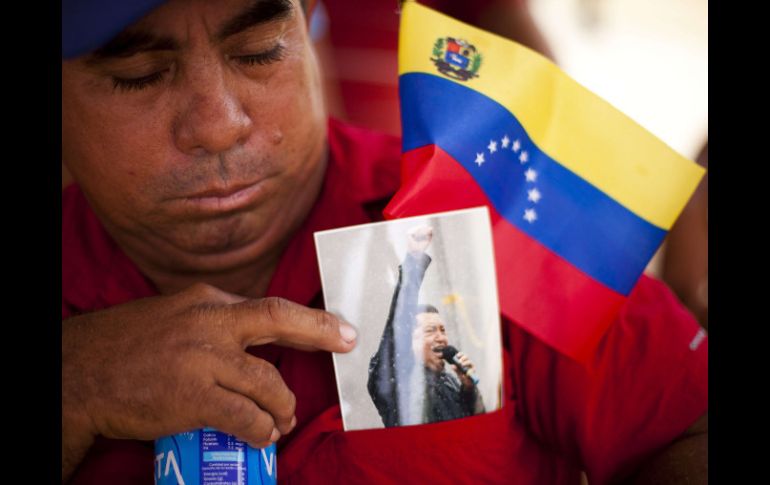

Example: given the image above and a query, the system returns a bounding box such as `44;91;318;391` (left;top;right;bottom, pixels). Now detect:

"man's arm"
627;413;707;485
367;226;433;426
61;284;357;480
367;251;432;425
61;393;95;481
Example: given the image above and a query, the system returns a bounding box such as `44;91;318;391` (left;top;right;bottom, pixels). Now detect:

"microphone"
441;346;479;385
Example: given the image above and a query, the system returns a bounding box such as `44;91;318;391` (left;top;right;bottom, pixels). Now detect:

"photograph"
315;207;503;431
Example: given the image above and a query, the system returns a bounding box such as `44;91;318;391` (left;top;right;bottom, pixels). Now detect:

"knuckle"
188;282;216;298
245;362;293;419
165;325;218;363
185;382;216;421
284;390;297;418
243;359;278;390
313;311;338;337
233;408;274;443
273;390;296;423
260;297;291;323
244;421;275;444
220;397;258;430
184;305;221;335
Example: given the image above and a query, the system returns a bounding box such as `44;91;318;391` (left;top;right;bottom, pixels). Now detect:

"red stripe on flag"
385;144;626;362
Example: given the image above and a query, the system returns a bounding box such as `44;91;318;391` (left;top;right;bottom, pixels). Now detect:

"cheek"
63;101;174;218
243;41;324;155
63;71;178;190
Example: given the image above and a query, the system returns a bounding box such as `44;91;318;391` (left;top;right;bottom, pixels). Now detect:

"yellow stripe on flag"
398;1;704;230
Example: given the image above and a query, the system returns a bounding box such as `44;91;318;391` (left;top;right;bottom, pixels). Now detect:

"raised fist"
407;225;433;255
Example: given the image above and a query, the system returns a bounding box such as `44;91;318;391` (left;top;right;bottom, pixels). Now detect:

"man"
62;1;707;484
367;226;485;427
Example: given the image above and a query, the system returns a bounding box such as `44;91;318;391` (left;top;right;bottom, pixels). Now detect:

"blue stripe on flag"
399;72;666;295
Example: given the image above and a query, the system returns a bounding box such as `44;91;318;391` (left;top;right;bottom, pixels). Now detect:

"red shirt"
63;119;707;485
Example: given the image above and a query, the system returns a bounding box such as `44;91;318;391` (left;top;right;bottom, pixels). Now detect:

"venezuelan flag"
384;1;705;362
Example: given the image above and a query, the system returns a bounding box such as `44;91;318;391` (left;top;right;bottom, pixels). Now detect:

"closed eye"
234;44;286;66
112;70;168;92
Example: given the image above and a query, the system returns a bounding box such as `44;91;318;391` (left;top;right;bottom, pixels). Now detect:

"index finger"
224;297;357;352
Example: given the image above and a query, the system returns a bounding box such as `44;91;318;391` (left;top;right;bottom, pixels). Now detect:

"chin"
171;215;256;252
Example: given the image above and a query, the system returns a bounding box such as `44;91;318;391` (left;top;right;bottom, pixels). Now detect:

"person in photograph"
367;226;485;427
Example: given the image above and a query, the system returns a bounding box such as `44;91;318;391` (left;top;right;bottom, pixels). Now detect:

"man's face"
412;312;449;372
62;0;326;273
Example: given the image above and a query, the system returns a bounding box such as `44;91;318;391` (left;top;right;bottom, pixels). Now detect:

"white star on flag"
501;135;510;148
523;208;538;223
519;151;529;164
475;152;485;166
527;188;541;203
512;140;521;152
488;140;498;153
525;168;538;182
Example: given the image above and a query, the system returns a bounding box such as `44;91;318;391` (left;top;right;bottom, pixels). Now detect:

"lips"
188;182;257;199
432;346;446;356
181;178;271;213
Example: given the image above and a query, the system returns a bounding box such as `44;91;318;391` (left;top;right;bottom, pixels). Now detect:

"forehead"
415;312;444;327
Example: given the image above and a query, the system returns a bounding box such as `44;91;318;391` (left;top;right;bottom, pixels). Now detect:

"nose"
173;69;253;156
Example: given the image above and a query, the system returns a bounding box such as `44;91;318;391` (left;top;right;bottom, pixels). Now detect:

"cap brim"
62;0;168;58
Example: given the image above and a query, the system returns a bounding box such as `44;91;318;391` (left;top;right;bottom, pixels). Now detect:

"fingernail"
270;428;280;442
339;323;357;343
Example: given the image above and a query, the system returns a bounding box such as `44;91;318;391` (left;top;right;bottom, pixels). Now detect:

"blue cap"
62;0;168;58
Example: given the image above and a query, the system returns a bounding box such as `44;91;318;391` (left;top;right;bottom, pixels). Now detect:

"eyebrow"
88;31;178;62
216;0;294;41
87;0;294;62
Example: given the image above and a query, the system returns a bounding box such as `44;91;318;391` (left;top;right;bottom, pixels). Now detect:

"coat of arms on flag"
431;37;482;81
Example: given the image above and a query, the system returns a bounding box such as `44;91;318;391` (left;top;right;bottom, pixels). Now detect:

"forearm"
368;253;431;424
62;317;97;481
62;408;95;481
371;253;431;387
392;253;431;367
367;271;405;403
626;413;708;485
626;433;707;485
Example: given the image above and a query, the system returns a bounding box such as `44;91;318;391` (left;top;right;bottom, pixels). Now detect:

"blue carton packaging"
155;429;276;485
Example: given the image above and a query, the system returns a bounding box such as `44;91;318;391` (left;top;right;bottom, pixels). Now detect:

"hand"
407;225;433;255
62;284;356;478
450;351;477;389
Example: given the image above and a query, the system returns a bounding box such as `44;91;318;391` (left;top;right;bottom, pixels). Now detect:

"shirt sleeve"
367;252;432;426
506;275;708;485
